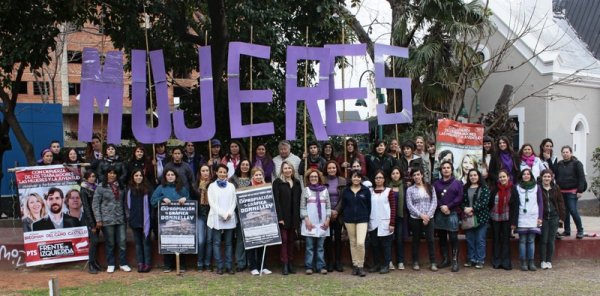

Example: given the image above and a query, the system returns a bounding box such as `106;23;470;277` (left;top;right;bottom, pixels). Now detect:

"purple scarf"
254;155;264;169
308;184;327;221
500;151;514;175
127;190;151;239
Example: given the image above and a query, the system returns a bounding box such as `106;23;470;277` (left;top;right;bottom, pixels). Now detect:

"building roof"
556;0;600;60
488;0;600;83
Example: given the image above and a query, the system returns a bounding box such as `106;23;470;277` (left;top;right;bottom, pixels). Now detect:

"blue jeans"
131;227;152;265
518;233;536;260
465;223;488;264
304;236;326;270
563;193;583;234
212;228;234;269
235;222;247;268
197;217;213;267
102;224;128;266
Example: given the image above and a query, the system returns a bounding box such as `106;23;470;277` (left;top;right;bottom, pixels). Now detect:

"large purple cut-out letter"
131;50;172;143
285;46;330;141
324;44;369;135
375;44;412;125
79;48;123;144
173;46;216;141
227;42;274;139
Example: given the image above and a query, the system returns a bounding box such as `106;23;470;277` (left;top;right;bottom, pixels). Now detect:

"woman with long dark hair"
324;160;345;272
461;169;490;269
151;169;190;272
406;168;437;272
221;140;247;178
125;169;153;272
252;144;274;183
539;169;565;269
230;159;251;272
321;142;336;162
489;136;519;183
489;169;518;270
539;138;558;173
388;166;405;270
336;138;366;177
127;145;155;184
80;171;100;274
368;170;396;274
196;164;213;272
514;168;543;271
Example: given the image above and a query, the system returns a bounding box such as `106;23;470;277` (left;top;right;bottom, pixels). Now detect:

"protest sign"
436;119;485;184
236;185;281;250
15;165;88;266
158;201;197;254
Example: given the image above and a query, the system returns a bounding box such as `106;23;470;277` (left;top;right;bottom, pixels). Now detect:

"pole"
205;31;212;165
391;39;399;141
250;26;254;161
143;5;158;179
175;252;181;275
304;26;309;172
341;26;347;178
259;245;267;276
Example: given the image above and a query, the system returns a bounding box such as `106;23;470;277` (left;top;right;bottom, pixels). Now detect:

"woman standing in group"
555;145;586;239
368;170;396;274
406;169;437;272
93;168;131;273
539;169;565;269
272;161;301;275
94;144;128;187
518;144;546;180
433;161;463;272
37;149;54;165
341;171;371;277
337;138;367;177
196;164;213;272
415;136;432;183
324;160;345;272
207;164;238;275
366;140;395;183
482;136;494;186
514;168;543;271
230;159;251;272
80;171;101;274
321;142;336;162
221;140;247;178
462;169;491;269
252;144;274;183
388;139;400;160
151;169;190;273
125;169;153;273
539;138;558;173
489;169;518;270
64;148;83;179
127;145;155;184
246;167;273;275
388;167;406;270
301;169;331;275
489;136;519;183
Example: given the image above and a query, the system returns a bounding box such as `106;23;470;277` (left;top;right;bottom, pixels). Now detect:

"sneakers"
576;232;584;239
251;269;259;275
398;263;405;270
389;262;395;270
320;269;328;275
119;265;132;272
464;261;474;267
163;267;172;273
547;262;553;269
475;263;483;269
412;263;420;271
430;263;438;272
262;268;272;275
107;265;115;273
541;262;548;269
305;269;313;275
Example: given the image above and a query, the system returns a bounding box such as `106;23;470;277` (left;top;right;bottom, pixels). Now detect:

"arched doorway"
571;114;589;173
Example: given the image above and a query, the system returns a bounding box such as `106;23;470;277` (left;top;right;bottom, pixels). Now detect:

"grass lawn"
14;259;600;296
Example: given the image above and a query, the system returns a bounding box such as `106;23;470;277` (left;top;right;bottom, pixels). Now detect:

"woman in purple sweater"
324;160;346;272
432;161;464;272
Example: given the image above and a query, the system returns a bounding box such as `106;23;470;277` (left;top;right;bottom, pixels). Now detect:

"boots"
451;248;459;272
138;263;144;273
520;260;528;271
281;263;289;275
528;260;537;271
287;263;296;274
439;244;450;268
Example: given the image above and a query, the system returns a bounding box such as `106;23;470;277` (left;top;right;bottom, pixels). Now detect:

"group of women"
36;132;586;276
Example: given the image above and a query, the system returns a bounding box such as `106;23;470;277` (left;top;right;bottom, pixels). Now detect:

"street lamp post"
356;70;386;140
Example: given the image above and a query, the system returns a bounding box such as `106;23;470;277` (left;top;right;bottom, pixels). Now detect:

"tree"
0;1;85;177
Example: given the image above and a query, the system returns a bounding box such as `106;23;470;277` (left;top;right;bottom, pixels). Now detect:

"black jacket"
555;158;586;193
340;185;371;224
366;153;395;182
92;157;128;187
32;215;82;231
272;178;301;230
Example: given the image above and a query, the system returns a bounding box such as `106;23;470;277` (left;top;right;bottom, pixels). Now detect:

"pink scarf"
521;154;535;168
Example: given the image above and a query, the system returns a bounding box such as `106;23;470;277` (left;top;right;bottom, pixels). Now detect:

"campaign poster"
15;165;88;266
436;119;485;184
158;201;197;254
236;185;281;250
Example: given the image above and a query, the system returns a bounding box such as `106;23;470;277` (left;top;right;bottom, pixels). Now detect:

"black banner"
236;185;281;250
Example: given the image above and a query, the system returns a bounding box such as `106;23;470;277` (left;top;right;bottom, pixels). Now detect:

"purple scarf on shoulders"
308;184;327;221
500;151;514;175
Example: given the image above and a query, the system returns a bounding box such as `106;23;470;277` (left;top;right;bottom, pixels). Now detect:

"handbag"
461;187;479;230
